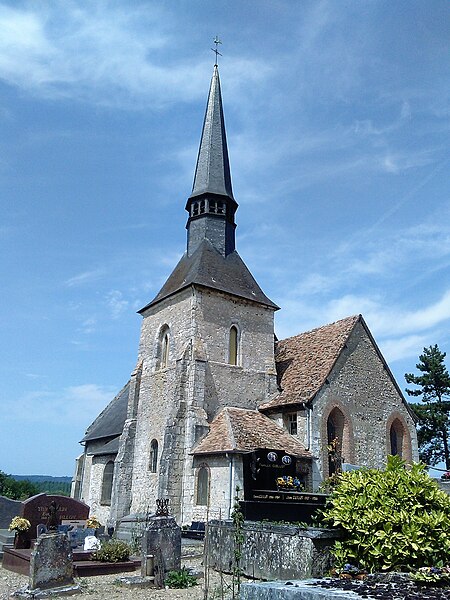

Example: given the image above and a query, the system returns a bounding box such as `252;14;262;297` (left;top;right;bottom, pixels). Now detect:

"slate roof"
192;407;310;456
82;381;129;442
139;240;279;312
189;65;234;201
87;437;120;456
260;315;360;412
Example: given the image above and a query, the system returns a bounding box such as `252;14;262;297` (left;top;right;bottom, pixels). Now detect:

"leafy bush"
91;540;130;563
165;567;197;588
322;455;450;572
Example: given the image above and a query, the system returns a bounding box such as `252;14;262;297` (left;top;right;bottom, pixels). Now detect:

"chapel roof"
260;315;360;412
81;381;129;443
192;407;310;457
139;239;279;312
87;437;120;456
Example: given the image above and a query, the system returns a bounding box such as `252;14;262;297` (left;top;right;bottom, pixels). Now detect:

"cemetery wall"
207;520;341;580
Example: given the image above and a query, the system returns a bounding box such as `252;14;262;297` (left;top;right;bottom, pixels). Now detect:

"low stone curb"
241;580;368;600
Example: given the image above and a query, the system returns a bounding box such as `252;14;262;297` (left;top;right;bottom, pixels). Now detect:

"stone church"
72;65;418;527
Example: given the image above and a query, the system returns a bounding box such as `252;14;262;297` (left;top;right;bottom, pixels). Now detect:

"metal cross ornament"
211;36;222;66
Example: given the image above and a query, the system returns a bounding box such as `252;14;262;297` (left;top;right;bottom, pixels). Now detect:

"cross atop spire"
211;36;222;66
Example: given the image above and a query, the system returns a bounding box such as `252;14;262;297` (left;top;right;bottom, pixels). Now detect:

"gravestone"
21;494;89;538
0;494;22;528
141;516;181;575
28;532;79;594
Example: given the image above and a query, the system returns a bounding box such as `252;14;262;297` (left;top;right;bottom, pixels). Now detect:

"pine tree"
405;345;450;469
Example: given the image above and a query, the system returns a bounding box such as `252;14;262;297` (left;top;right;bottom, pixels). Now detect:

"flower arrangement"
86;516;102;530
440;471;450;481
9;517;31;532
332;563;367;580
276;475;302;490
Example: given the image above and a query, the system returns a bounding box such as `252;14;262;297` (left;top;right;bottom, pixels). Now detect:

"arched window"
101;461;114;505
149;439;158;473
161;332;169;367
390;419;404;458
157;325;170;369
196;466;209;506
327;408;345;476
229;325;239;366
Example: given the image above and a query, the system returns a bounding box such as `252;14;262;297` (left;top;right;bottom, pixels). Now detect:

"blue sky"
1;1;449;476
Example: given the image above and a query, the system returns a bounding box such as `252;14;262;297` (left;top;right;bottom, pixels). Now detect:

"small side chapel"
72;65;418;527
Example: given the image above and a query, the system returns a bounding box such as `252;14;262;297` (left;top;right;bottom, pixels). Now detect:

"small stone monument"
141;499;181;579
13;532;81;597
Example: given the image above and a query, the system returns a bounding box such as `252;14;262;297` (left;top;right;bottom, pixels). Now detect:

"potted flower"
9;516;31;549
86;516;102;536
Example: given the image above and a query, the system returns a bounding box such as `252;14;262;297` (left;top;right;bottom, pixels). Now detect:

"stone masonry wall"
83;454;115;525
310;321;418;486
181;454;244;524
124;284;276;523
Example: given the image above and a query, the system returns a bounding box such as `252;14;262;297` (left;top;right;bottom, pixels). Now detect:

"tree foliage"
322;456;450;572
0;471;39;500
405;344;450;468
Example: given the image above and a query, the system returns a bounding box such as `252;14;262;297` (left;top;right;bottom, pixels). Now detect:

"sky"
1;0;449;477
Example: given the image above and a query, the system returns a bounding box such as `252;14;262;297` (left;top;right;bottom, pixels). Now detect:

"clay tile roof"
260;315;360;412
192;407;310;457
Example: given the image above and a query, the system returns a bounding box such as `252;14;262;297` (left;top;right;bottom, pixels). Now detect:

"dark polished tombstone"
20;494;89;546
241;449;325;523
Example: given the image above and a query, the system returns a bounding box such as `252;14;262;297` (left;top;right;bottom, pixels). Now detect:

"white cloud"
4;383;117;426
106;290;129;319
79;317;96;334
64;269;104;287
0;3;269;109
379;335;429;363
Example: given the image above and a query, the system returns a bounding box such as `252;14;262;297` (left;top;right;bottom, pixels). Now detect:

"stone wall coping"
207;520;342;539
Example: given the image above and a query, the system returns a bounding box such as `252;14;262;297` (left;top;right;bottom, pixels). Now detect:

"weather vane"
211;36;222;66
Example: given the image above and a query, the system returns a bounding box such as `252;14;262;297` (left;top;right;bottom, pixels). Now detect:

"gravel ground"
0;547;235;600
3;549;450;600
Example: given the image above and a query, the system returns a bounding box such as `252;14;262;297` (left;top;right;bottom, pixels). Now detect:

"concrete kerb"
240;580;367;600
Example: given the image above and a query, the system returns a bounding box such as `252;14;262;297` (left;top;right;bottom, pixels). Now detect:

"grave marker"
30;533;74;590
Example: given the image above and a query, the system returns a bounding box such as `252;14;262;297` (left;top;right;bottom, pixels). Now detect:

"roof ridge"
278;314;360;344
223;407;237;450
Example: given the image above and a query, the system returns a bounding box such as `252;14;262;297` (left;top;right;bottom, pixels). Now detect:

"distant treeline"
1;472;71;500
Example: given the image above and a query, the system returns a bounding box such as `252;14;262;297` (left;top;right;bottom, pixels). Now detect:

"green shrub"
91;540;130;563
322;455;450;572
165;567;197;588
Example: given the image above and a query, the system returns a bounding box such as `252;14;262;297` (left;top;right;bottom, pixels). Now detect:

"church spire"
190;65;234;201
186;64;238;257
